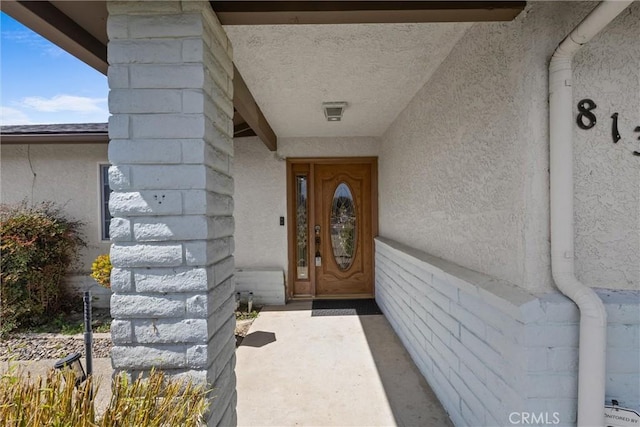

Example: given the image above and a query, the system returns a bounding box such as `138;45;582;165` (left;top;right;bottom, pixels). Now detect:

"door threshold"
289;294;374;301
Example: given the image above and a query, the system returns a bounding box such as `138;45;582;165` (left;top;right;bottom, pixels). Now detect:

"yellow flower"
90;254;112;288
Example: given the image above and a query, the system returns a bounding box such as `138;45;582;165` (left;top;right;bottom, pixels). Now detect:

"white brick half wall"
107;2;236;426
375;237;640;427
235;268;285;306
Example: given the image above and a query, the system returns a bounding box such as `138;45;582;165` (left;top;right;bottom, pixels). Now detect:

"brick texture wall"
375;237;639;426
107;1;236;425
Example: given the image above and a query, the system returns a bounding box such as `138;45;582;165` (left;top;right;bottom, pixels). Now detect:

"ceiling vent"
322;102;348;122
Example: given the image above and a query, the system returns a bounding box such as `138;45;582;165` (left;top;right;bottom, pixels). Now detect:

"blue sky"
1;12;109;125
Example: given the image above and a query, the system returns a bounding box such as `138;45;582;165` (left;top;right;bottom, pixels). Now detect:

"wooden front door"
287;158;377;298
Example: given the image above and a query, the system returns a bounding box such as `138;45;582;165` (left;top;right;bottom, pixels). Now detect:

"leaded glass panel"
295;175;308;279
330;183;356;270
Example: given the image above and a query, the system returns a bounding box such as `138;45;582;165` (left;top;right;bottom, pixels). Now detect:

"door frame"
286;157;378;300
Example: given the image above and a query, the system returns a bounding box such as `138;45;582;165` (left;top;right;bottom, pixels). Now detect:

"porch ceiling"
1;1;524;142
224;23;471;138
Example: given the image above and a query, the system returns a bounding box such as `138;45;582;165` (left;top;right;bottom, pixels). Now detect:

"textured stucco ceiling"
225;23;471;138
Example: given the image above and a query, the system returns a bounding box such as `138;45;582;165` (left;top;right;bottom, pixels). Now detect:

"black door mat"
311;299;383;317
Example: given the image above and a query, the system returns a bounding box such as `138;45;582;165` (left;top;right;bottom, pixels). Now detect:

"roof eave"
1;133;109;144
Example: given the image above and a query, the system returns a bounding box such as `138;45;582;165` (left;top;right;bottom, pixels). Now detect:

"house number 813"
576;98;640;156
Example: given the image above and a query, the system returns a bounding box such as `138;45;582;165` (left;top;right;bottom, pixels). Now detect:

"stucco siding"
379;1;639;292
233;138;287;270
0;143;111;305
573;3;640;290
277;136;379;158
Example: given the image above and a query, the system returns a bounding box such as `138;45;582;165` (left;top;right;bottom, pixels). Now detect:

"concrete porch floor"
236;301;452;427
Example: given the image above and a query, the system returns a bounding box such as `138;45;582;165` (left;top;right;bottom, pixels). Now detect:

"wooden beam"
233;111;258;138
211;1;526;25
234;126;258;138
1;0;108;74
233;65;277;151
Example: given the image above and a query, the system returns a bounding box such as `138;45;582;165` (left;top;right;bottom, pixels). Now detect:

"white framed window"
99;164;112;241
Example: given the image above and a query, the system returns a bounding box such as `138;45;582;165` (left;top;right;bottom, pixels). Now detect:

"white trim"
1;133;108;144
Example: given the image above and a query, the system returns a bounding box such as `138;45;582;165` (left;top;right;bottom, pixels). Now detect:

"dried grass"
0;367;208;426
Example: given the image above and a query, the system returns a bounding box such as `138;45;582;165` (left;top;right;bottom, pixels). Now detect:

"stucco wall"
378;1;639;292
233;138;287;269
0;143;112;304
233;136;379;276
573;4;640;290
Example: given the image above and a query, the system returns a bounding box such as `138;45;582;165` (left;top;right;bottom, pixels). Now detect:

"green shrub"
0;201;85;335
0;368;208;426
91;254;112;289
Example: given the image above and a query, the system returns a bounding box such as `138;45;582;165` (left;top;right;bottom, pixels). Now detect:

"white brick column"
106;2;236;425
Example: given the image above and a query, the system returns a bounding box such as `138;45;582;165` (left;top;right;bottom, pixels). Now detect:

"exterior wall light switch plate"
280;216;285;226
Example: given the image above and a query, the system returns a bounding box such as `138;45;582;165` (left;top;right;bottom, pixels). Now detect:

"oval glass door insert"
331;183;357;270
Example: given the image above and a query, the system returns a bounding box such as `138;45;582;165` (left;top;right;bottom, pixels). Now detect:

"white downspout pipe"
549;2;632;425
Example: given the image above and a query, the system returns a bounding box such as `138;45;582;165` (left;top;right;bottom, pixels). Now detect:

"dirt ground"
235;319;254;346
2;306;260;361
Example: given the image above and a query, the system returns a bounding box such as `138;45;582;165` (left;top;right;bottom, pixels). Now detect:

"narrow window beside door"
296;175;308;279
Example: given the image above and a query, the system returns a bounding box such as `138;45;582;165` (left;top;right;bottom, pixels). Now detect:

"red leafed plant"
0;201;85;335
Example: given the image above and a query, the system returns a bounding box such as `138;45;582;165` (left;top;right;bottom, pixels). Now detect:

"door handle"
315;225;321;266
